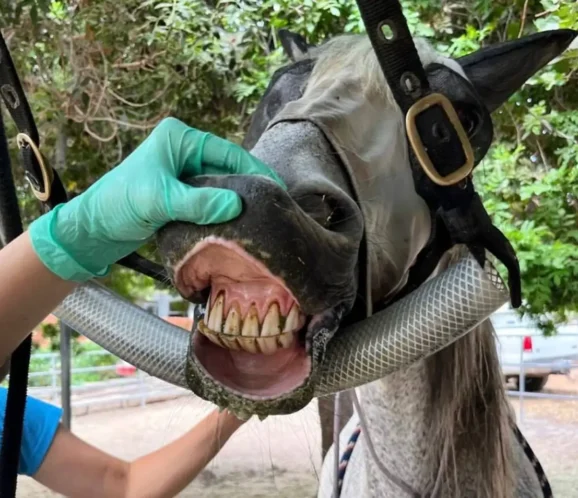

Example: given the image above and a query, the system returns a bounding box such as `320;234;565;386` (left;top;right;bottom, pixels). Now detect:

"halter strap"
353;0;521;311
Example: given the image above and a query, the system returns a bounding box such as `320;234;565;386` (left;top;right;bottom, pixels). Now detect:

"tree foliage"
1;0;576;330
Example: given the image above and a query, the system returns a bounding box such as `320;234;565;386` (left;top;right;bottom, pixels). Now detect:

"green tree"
1;0;576;330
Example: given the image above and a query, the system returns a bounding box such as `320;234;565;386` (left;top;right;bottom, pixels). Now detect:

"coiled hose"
53;253;507;396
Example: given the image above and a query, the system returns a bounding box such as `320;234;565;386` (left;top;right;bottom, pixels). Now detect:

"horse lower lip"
192;329;312;398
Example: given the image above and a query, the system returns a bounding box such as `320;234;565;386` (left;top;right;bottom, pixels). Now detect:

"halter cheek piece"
353;0;521;314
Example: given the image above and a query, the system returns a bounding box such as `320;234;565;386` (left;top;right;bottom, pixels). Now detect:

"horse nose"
184;173;360;237
290;186;361;235
156;172;363;313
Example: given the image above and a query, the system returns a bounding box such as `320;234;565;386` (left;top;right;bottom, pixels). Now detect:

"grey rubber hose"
313;254;507;396
53;253;507;396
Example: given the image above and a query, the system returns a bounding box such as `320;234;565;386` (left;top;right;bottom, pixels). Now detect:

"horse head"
155;28;575;418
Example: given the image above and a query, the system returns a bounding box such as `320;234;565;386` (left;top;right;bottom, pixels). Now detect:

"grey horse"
156;27;576;497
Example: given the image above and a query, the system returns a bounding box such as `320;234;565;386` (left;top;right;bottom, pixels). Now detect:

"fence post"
138;369;146;407
50;355;57;403
60;323;72;430
519;336;525;427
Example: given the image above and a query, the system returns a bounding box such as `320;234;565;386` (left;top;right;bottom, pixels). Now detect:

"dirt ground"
17;372;578;498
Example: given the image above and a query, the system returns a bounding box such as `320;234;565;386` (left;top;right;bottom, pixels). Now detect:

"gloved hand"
29;117;285;281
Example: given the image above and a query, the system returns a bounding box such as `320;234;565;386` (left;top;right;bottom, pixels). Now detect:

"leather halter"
352;0;521;316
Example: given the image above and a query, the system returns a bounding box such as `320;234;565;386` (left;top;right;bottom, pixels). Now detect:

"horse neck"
355;247;515;498
355;359;434;496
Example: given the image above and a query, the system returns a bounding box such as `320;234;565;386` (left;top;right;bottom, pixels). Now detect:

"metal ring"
16;132;53;202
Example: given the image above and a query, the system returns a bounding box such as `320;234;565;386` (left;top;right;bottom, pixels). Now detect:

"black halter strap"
354;0;521;311
0;31;69;497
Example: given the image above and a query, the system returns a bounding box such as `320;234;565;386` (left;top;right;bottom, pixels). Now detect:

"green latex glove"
29;117;285;282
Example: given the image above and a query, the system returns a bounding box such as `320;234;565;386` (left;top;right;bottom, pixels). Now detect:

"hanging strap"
0;30;69;497
354;0;521;310
0;103;30;498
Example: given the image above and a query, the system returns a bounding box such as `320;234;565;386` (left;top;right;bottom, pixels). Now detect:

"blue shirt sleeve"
0;387;62;476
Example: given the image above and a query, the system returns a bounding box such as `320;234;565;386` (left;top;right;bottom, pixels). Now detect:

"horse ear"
457;29;577;113
279;29;312;62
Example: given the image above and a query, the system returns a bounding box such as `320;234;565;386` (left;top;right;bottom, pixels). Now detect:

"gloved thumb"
167;181;243;225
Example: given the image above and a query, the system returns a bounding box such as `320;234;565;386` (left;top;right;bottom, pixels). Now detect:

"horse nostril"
295;193;351;231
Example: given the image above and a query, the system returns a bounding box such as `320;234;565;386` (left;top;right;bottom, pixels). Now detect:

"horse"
155;27;576;498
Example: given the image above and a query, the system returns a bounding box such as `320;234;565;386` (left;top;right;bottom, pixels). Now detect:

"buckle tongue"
405;93;475;187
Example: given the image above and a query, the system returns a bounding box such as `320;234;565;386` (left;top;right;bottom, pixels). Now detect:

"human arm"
0;117;285;360
0;232;76;359
33;408;245;498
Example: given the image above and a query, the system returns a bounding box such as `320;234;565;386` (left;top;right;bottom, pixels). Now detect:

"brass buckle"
16;132;54;202
405;93;474;187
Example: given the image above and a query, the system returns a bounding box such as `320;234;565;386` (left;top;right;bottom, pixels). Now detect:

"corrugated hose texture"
53;283;189;388
314;254;507;396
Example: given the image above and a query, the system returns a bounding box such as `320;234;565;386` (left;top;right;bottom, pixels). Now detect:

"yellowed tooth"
277;332;295;349
261;303;281;337
199;321;225;348
283;304;300;332
204;296;211;324
223;305;241;336
241;306;260;337
208;293;224;332
237;336;259;354
220;336;241;350
257;337;278;355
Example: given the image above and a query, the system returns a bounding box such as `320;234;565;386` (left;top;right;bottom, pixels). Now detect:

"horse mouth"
175;237;315;400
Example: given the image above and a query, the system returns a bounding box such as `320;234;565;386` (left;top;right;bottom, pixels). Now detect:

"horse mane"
425;245;514;498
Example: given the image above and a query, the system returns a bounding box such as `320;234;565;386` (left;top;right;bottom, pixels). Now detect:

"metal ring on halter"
16;132;54;202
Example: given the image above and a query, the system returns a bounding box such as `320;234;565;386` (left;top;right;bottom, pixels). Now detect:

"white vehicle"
491;306;578;392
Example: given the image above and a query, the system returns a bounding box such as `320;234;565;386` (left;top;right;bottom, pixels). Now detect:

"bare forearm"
125;409;244;498
0;232;76;359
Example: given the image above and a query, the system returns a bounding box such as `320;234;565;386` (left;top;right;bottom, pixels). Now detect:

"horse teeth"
220;336;241;350
257;337;278;355
261;303;281;337
204;295;211;324
223;305;241;335
278;332;295;349
283;304;300;332
199;297;301;355
241;306;260;337
208;293;224;332
237;336;259;354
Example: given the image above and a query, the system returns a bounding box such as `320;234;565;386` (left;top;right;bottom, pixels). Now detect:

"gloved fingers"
194;133;286;188
165;181;243;225
146;117;286;189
